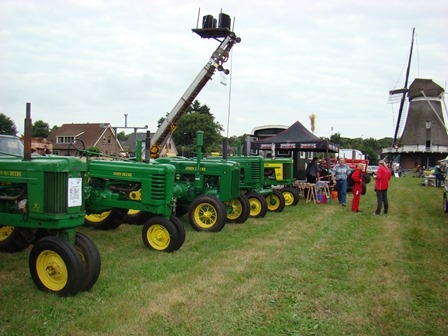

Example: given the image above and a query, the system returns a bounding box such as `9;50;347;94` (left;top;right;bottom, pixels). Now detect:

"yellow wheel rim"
249;198;262;217
0;226;14;242
85;210;111;223
226;199;243;220
194;202;219;229
266;195;280;211
127;209;140;216
283;191;295;206
146;224;170;251
36;249;68;291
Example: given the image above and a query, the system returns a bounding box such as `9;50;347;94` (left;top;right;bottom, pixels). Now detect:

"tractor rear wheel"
281;187;300;206
84;209;125;230
0;226;33;253
188;195;226;232
123;209;151;225
74;232;101;291
225;194;250;223
266;190;286;212
142;216;180;252
29;236;84;296
247;192;268;218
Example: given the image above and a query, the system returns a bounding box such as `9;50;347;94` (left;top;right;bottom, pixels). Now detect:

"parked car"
0;134;24;156
367;165;379;176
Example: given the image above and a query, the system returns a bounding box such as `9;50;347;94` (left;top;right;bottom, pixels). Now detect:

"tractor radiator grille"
250;162;262;180
150;173;167;201
44;172;68;213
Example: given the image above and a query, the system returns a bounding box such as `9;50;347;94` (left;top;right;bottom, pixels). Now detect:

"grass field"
1;176;447;336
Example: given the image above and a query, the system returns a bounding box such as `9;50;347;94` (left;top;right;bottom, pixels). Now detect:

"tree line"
1;101;391;164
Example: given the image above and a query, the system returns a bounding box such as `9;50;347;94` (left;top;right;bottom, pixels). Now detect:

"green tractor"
0;108;100;296
155;131;250;232
83;158;185;252
263;157;300;206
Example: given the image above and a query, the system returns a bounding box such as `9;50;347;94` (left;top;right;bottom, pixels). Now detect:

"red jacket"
351;168;363;186
375;165;391;190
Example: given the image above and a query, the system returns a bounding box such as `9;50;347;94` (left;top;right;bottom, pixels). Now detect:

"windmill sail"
390;28;415;146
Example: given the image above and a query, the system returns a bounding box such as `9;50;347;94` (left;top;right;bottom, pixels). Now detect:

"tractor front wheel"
142;217;180;252
246;192;268;218
266;190;286;212
74;232;101;292
225;194;250;223
29;236;84;296
281;187;300;206
188;195;226;232
170;216;186;251
84;209;125;230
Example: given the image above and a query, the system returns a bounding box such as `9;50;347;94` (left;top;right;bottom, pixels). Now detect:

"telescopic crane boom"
149;18;241;158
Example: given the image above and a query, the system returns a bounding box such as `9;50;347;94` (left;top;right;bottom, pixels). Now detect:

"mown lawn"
1;176;447;336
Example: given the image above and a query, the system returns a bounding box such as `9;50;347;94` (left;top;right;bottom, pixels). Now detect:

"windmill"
386;28;448;169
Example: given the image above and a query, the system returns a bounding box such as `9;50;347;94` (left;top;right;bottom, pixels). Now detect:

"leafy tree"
0;113;18;135
161;100;223;154
87;146;101;156
116;131;129;141
32;120;51;138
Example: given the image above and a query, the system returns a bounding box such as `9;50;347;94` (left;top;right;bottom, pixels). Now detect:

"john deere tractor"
0;107;100;296
263;157;300;206
155;131;250;232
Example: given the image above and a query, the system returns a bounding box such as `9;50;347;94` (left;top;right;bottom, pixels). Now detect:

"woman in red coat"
351;163;364;212
373;160;391;215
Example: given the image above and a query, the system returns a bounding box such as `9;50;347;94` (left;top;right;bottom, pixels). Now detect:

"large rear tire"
84;209;125;230
225;194;250;223
123;210;151;225
266;190;286;212
0;226;33;253
246;192;268;218
281;187;300;206
29;236;84;296
142;216;180;252
188;195;226;232
74;232;101;291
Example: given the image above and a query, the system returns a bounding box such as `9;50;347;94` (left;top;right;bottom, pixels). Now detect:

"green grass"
1;177;448;336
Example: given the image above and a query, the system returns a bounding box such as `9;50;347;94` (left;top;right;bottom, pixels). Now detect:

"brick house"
47;123;123;156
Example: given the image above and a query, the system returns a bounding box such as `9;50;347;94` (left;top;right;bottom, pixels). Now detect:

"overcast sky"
1;0;447;140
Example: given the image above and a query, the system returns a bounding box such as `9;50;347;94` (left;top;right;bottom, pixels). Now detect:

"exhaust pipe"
23;103;32;161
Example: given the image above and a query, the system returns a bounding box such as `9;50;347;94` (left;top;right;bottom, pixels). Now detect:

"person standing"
351;163;364;212
434;164;443;187
373;160;391;216
332;157;351;207
305;157;320;183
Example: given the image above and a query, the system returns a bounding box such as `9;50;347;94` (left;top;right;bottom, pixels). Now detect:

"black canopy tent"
250;121;339;180
251;121;339;153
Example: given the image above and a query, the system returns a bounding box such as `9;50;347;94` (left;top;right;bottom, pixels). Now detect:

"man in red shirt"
373;160;392;215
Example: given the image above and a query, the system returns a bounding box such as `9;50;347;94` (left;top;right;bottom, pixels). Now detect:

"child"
351;163;364;212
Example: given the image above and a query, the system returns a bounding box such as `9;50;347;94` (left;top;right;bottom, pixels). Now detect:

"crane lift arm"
150;27;241;158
